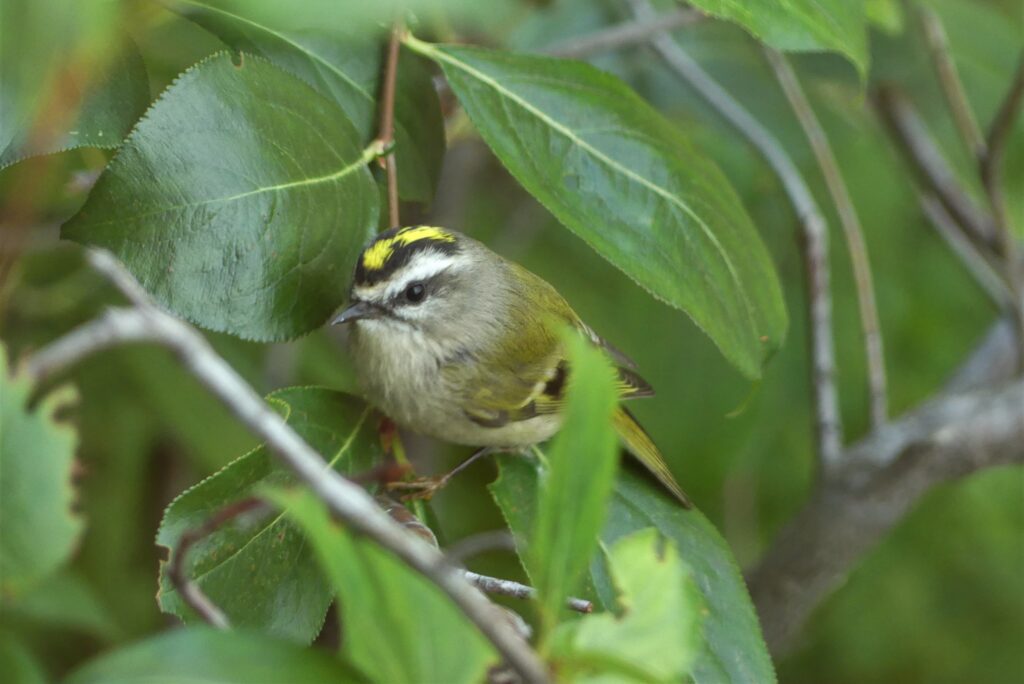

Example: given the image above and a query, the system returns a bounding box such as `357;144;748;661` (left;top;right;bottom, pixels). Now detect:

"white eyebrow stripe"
354;251;468;301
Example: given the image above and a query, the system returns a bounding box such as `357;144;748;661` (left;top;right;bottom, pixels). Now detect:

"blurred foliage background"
1;0;1021;682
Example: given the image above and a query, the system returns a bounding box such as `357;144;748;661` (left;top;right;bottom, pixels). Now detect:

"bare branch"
750;323;1024;654
624;0;842;467
919;196;1015;311
874;87;999;253
918;7;987;158
543;7;703;59
169;498;268;629
24;249;550;684
377;22;403;229
465;571;593;614
980;56;1024;367
765;49;888;429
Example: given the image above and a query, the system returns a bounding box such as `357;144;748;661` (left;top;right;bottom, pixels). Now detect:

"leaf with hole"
491;460;776;683
172;0;444;202
269;488;497;684
0;344;83;597
408;40;787;379
550;528;702;682
63;53;379;341
156;388;380;641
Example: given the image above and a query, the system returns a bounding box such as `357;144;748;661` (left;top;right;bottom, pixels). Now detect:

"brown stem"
979;56;1024;367
918;6;987;159
169;497;269;628
377;22;403;229
874;86;999;254
766;49;888;430
624;0;843;469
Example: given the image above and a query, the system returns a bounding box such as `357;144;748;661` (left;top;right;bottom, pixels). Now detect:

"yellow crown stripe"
361;226;456;271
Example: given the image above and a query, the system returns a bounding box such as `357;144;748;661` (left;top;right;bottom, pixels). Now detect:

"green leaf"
0;35;150;169
0;344;83;596
62;52;379;341
550;528;702;682
268;488;497;684
172;0;444;202
491;461;776;683
685;0;868;78
156;388;381;641
63;627;367;684
3;570;120;642
0;0;145;168
407;40;787;379
529;331;619;637
0;630;47;684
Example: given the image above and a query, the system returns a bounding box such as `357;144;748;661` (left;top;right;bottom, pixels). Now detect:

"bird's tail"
613;406;692;508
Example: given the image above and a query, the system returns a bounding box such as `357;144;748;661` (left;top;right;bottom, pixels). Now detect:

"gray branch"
749;321;1024;654
24;250;550;684
465;572;594;614
623;0;843;469
543;7;703;58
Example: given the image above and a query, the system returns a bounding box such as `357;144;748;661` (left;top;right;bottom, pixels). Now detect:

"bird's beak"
331;301;379;325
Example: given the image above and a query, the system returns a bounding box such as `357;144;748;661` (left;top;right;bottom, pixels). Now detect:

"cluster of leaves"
2;0;1021;682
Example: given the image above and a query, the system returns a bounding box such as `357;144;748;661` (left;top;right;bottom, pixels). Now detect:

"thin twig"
920;196;1015;311
980;56;1024;366
169;498;269;629
918;6;987;159
874;87;999;254
464;571;593;614
624;0;843;467
377;22;403;229
543;7;703;58
765;49;888;429
24;249;550;684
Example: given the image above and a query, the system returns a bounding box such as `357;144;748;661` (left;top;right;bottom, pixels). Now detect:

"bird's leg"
386;446;497;501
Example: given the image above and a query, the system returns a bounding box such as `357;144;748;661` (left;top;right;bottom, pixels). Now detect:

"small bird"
332;225;691;508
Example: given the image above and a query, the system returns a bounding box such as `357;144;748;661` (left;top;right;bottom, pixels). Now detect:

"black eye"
404;282;426;304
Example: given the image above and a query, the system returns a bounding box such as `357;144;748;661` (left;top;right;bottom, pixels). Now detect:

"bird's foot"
385;475;449;502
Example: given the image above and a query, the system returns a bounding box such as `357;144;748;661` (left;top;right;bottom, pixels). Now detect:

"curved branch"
765;48;888;429
24;249;550;684
749;321;1024;654
624;0;842;468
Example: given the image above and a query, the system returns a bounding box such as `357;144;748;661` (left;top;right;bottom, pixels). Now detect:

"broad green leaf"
63;53;379;341
0;344;83;596
269;488;497;684
172;0;444;202
64;627;367;684
407;40;787;379
156;388;381;641
530;331;619;637
0;35;149;169
551;529;702;682
491;461;776;683
3;570;120;642
0;0;145;168
685;0;868;77
0;631;46;684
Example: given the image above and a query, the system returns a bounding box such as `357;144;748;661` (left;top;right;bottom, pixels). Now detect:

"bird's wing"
454;264;653;428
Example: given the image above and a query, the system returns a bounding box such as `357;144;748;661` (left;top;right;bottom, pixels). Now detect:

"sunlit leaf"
529;331;619;636
156;388;381;641
270;488;497;683
172;0;444;202
0;344;83;596
491;461;776;683
550;528;702;682
63;53;379;341
408;40;787;379
64;627;367;683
